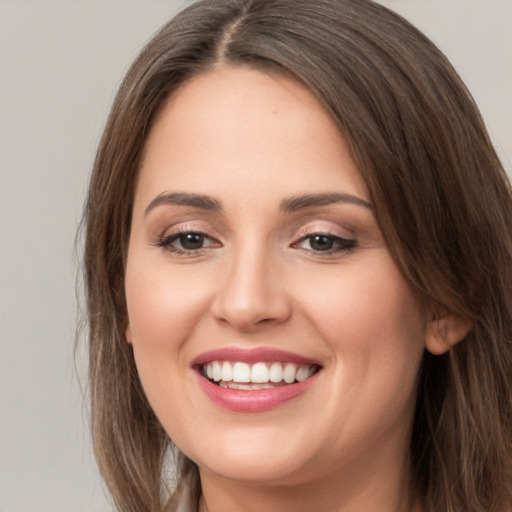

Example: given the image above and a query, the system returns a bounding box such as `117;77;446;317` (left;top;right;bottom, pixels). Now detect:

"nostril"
211;288;292;330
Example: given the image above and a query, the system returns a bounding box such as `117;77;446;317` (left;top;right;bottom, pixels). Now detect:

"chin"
196;453;310;485
180;425;315;485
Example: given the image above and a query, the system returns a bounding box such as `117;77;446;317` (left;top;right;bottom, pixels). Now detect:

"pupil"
310;235;333;251
180;233;204;250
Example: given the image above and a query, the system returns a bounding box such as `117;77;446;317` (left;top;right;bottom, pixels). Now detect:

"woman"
82;0;512;511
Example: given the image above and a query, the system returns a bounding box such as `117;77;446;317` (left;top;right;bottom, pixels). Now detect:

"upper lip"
191;347;322;367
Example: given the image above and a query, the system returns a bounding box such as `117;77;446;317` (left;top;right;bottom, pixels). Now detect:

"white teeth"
283;363;296;383
203;361;317;386
251;362;269;383
212;361;222;382
219;382;275;390
269;362;283;382
233;362;251;382
296;365;314;382
221;361;233;382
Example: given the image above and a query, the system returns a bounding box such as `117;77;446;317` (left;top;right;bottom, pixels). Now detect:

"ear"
425;315;472;355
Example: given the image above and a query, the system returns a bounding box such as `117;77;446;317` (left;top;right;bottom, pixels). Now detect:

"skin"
125;66;436;512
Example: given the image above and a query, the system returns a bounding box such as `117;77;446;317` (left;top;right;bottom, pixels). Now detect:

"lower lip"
195;371;319;413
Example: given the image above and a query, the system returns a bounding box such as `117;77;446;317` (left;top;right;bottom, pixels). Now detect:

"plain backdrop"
0;1;510;511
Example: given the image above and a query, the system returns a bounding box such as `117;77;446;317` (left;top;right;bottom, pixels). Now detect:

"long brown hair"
82;1;512;510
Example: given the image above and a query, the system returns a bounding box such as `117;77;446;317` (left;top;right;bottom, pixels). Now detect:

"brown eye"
309;235;335;251
295;233;356;254
179;233;205;250
158;230;220;254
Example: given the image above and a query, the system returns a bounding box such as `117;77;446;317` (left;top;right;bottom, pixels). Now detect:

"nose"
211;243;292;332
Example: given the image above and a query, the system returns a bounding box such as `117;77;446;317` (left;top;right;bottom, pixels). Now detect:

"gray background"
0;1;510;511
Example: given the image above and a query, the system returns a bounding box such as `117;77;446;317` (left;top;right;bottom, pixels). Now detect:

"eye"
176;232;207;250
294;233;356;254
158;230;220;254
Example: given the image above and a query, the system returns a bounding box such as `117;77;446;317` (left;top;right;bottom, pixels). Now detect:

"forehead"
136;65;368;208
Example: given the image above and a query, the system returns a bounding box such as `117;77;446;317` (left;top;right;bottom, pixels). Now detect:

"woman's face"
125;66;427;486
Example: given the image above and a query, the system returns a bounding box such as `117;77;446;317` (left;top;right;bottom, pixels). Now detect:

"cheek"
123;258;217;428
297;259;426;455
307;254;424;350
124;258;213;434
296;253;426;405
125;259;213;354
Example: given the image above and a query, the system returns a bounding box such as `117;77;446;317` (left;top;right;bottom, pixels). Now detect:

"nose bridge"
212;235;290;330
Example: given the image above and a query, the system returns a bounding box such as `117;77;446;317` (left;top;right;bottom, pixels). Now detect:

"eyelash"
157;229;218;255
156;229;356;256
292;231;356;255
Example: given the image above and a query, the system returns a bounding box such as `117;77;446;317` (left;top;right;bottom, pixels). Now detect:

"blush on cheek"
306;258;425;371
126;266;210;348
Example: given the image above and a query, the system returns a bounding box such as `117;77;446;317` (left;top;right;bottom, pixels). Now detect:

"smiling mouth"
200;361;320;390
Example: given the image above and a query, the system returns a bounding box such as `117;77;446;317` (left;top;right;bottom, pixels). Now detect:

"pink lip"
191;346;320;366
191;346;322;413
194;370;320;413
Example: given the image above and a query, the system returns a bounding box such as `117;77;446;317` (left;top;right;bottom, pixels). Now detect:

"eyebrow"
144;192;222;216
280;192;372;212
144;191;372;217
